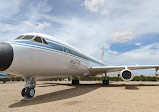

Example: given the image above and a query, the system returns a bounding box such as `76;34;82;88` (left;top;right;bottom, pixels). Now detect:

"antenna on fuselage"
101;46;104;63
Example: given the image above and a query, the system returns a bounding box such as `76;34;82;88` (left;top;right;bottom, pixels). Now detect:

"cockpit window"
42;38;48;45
22;35;34;40
15;35;49;45
34;36;42;43
15;35;24;40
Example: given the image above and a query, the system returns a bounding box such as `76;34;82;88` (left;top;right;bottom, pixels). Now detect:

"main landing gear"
72;77;79;85
21;77;36;98
3;79;6;83
103;73;109;85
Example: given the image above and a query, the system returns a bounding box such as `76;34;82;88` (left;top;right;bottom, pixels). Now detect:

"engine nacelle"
120;69;134;81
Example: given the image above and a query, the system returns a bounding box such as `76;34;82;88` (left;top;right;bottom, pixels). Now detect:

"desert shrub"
132;76;158;81
59;77;63;81
16;77;22;81
132;76;140;81
6;78;11;81
51;75;159;82
79;76;86;81
11;77;16;81
108;77;122;81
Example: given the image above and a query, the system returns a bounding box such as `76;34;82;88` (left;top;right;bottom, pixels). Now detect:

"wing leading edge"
89;65;159;74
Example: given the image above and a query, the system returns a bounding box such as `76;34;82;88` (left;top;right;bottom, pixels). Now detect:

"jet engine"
120;69;134;81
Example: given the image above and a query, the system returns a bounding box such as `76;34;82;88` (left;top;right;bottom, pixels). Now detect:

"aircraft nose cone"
0;43;13;71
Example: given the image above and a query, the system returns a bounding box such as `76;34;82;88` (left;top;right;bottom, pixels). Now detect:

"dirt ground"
1;81;159;112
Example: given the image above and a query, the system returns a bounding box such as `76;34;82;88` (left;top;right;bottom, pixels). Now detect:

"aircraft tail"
101;46;104;63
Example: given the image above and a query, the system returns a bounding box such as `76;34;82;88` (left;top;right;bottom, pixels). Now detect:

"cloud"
84;0;109;16
112;31;133;43
108;49;118;54
135;43;141;46
84;0;105;12
24;21;51;30
0;0;21;19
101;10;109;16
37;22;51;30
24;21;35;27
37;0;52;13
106;43;159;65
0;23;14;32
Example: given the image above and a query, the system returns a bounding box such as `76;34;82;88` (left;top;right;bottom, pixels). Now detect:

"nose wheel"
21;88;26;97
22;77;36;98
21;88;35;98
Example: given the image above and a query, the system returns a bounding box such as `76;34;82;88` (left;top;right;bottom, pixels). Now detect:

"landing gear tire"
72;80;75;85
3;79;6;83
26;88;35;98
21;88;26;97
76;80;79;85
21;88;35;98
72;80;79;85
103;80;109;85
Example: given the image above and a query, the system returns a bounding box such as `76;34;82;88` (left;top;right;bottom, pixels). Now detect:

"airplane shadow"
125;85;139;90
9;82;159;108
9;83;100;108
39;82;159;90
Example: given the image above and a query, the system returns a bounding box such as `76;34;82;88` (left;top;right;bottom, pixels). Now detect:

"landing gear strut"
72;77;79;85
103;73;109;85
21;77;36;98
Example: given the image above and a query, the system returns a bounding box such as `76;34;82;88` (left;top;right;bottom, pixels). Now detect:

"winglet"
101;46;104;63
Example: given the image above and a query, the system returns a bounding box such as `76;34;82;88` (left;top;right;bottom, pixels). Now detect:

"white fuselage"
4;33;105;78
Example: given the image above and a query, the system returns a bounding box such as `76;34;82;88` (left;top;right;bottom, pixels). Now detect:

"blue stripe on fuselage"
9;40;105;66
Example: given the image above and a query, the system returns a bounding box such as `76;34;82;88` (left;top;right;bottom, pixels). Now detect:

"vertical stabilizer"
101;46;104;63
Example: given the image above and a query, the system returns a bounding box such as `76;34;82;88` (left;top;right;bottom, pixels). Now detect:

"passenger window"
34;37;42;43
22;35;34;40
42;38;48;45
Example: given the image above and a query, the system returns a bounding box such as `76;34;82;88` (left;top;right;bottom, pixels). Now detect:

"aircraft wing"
89;65;159;74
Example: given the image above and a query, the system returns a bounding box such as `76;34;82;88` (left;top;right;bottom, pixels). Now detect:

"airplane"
0;73;9;83
0;32;159;98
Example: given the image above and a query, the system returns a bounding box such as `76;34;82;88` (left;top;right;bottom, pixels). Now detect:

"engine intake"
120;69;133;81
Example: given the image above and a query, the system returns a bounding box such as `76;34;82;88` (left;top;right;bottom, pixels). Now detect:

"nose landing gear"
21;77;36;98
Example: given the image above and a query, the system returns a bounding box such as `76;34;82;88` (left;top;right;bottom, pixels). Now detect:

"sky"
0;0;159;74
